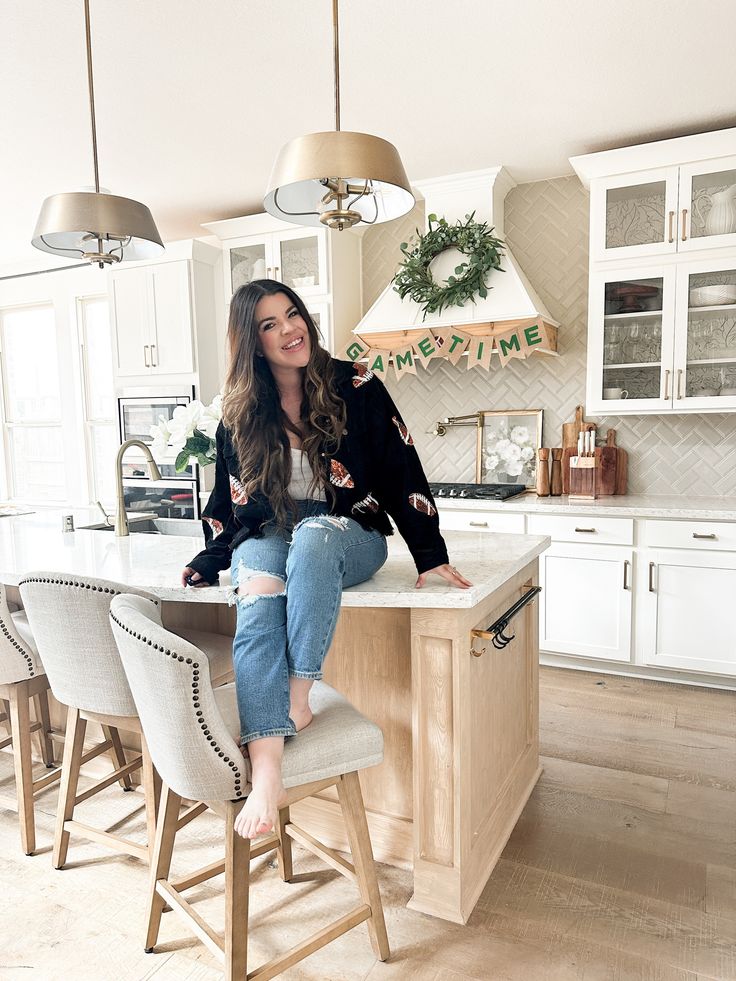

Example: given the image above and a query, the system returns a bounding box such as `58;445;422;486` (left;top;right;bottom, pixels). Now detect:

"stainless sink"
79;517;201;536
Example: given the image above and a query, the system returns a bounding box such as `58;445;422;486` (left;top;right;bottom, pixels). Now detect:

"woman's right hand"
181;566;210;588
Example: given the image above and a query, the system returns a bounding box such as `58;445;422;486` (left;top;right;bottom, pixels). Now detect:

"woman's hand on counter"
415;563;473;590
181;566;210;588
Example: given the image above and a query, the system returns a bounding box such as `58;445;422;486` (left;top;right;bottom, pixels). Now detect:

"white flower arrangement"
483;420;536;483
150;394;222;472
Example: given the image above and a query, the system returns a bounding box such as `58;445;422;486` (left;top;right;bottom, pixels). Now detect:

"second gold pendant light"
264;0;414;231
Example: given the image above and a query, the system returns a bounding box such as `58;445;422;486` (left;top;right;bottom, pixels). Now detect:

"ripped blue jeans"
230;501;388;743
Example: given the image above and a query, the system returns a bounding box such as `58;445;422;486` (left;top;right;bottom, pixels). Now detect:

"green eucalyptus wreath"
393;212;505;318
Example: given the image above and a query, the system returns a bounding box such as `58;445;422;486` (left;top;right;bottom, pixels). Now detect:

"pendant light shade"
31;0;163;267
264;131;414;231
264;1;414;231
32;191;163;263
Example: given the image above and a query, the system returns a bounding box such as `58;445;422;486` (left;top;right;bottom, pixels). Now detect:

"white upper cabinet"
111;261;194;377
573;129;736;414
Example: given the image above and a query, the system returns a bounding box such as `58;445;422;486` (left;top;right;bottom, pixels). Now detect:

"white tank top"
287;448;326;501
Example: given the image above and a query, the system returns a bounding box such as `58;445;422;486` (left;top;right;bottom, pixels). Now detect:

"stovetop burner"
428;482;527;501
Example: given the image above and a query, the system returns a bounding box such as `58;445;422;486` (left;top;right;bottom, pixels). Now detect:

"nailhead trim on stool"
0;613;35;678
109;610;244;798
18;576;159;605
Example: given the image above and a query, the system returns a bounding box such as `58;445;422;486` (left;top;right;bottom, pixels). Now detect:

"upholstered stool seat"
0;586;60;855
110;592;390;981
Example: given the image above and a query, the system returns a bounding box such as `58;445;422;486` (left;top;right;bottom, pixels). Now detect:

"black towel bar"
470;586;542;655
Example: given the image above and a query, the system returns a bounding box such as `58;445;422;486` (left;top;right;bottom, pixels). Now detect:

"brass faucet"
114;439;162;537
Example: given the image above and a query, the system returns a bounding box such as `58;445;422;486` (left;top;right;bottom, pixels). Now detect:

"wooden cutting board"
595;429;627;495
562;404;585;449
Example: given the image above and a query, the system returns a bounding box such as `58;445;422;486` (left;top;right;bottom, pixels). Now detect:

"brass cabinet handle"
648;561;655;592
266;266;272;277
469;521;489;528
574;527;596;533
668;210;675;243
663;368;670;400
676;368;683;399
623;559;630;590
150;343;157;367
143;344;150;368
692;532;716;540
274;265;280;280
681;208;688;241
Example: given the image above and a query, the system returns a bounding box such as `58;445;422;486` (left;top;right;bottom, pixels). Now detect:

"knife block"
569;456;597;500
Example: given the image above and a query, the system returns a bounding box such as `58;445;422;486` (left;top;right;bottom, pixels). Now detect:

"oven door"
118;389;196;481
122;477;199;520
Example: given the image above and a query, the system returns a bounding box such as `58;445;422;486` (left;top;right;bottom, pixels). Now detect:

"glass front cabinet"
588;259;736;413
589;156;736;262
227;228;327;298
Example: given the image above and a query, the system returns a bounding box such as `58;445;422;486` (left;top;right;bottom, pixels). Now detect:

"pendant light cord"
84;0;101;194
332;0;340;132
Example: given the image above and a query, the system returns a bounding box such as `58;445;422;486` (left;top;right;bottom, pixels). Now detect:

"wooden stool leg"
9;682;35;855
141;735;161;859
145;784;182;952
337;772;390;961
53;707;87;869
276;805;294;882
33;687;55;767
224;802;250;981
1;697;11;736
102;724;133;791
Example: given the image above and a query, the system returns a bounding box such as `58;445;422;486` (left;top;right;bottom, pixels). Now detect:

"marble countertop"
435;493;736;520
0;507;548;610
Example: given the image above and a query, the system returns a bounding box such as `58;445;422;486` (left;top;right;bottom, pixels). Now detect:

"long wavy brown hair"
221;279;346;528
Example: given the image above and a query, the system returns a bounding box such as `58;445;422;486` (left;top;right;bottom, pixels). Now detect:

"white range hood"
355;167;559;340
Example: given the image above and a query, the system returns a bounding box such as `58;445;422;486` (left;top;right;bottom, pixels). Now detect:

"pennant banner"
337;322;554;380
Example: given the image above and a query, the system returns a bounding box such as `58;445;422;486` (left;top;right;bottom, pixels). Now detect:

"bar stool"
0;583;60;854
110;592;390;981
18;573;235;869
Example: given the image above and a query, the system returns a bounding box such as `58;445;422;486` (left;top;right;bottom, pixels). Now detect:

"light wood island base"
291;559;541;924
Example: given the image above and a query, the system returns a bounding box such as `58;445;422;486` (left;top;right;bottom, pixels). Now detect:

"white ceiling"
3;0;736;270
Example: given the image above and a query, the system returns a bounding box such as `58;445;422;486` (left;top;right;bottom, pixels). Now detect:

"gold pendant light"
32;0;163;268
264;0;414;231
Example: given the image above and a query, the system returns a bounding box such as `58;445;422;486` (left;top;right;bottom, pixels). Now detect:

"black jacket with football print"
187;359;449;584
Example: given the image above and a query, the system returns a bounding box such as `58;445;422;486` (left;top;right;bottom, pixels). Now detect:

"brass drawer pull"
143;344;150;368
668;210;675;243
623;559;630;590
648;561;655;592
681;208;688;241
692;532;716;540
575;527;596;533
471;586;542;655
676;368;683;399
469;521;489;528
664;369;670;400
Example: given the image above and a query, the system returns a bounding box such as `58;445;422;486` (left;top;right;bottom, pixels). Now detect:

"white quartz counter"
436;493;736;520
0;508;548;610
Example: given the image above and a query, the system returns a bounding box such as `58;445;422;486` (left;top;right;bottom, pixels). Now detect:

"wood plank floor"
0;666;733;980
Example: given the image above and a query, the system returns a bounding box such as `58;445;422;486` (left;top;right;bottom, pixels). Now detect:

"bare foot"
290;704;313;732
234;764;286;840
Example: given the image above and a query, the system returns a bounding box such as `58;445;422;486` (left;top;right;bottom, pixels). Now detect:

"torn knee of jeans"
294;515;349;534
228;561;286;606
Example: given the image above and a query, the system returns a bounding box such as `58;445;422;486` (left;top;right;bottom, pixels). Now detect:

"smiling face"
254;291;312;374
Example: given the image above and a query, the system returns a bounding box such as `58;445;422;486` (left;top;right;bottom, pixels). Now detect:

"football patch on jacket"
351;492;379;515
352;363;374;388
204;517;223;538
229;474;249;505
329;459;355;488
392;416;414;446
408;492;436;517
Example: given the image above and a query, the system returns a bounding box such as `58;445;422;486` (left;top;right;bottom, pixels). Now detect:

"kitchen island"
0;508;549;923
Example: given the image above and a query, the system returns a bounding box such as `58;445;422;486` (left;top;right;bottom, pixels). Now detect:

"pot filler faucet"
114;439;162;537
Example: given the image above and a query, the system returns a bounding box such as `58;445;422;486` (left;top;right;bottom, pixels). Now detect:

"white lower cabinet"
638;548;736;675
537;543;633;661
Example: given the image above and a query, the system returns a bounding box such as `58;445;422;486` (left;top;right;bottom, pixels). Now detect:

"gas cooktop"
428;482;527;501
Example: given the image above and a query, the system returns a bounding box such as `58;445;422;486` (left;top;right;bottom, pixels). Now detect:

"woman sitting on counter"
182;280;471;840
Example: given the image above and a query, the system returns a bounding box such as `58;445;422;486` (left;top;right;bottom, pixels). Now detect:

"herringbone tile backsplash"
361;176;736;496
